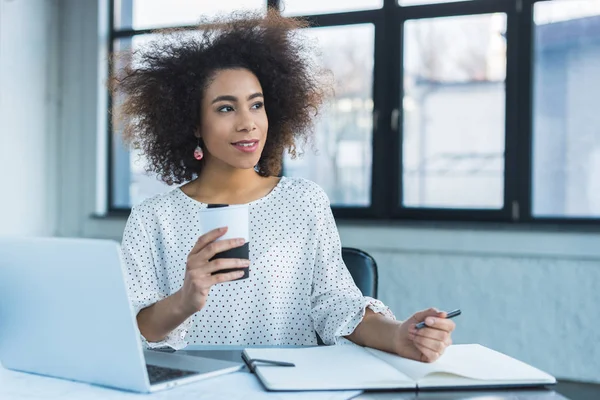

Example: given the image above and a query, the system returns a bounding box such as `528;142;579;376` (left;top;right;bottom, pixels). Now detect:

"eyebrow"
211;92;263;104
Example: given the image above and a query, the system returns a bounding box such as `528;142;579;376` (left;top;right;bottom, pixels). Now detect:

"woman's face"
198;68;268;171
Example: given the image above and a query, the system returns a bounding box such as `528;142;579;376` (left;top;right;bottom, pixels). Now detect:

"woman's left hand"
393;308;455;363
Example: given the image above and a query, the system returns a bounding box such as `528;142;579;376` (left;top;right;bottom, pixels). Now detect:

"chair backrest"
341;247;378;298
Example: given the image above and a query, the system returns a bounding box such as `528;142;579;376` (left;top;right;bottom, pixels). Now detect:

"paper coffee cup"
199;204;249;280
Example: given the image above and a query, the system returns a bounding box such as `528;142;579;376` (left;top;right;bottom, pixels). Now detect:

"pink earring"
193;138;204;161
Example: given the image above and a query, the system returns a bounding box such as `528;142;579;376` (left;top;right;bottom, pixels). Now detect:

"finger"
190;227;228;255
416;316;456;333
410;307;446;324
416;331;453;348
206;258;250;274
411;325;452;342
198;238;246;261
414;342;442;363
411;334;448;356
210;270;245;285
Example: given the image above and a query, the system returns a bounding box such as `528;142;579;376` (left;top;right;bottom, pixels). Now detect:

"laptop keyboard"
146;364;199;385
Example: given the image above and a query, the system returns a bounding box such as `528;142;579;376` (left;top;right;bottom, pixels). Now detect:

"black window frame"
106;0;600;226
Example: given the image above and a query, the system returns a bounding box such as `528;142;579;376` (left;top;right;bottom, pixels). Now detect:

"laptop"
0;236;243;393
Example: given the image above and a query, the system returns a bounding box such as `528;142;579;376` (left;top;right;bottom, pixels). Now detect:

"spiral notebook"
242;344;556;391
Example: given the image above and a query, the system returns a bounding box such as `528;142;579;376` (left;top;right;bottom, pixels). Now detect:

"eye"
251;102;264;110
217;105;234;113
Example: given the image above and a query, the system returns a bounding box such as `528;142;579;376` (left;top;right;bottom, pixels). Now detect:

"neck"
189;159;263;203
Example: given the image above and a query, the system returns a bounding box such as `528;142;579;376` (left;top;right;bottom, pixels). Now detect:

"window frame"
106;0;600;226
390;0;518;222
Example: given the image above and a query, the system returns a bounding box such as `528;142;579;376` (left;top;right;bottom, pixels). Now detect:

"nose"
236;108;256;132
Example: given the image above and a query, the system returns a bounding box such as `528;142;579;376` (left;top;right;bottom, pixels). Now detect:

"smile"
232;140;259;153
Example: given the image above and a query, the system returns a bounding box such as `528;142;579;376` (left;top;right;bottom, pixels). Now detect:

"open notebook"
242;344;556;391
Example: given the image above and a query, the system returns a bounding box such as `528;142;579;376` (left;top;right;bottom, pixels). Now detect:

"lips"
232;140;259;153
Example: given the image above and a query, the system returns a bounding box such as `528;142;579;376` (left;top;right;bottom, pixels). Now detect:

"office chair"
315;247;379;345
341;247;378;298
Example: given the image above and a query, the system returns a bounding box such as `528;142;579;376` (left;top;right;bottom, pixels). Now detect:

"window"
399;0;474;5
113;0;267;30
284;24;375;206
111;34;170;208
532;0;600;218
280;0;382;16
107;0;600;225
402;13;507;209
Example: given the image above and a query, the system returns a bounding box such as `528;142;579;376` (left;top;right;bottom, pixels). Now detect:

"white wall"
0;0;59;236
35;0;600;384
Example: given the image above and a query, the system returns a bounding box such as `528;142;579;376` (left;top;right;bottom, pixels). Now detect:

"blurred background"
1;0;599;395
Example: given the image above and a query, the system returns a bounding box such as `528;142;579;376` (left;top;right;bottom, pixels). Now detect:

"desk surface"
1;347;569;400
0;367;567;400
357;389;567;399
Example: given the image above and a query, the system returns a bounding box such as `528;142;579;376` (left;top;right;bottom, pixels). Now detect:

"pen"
415;308;461;329
242;357;296;374
248;358;295;367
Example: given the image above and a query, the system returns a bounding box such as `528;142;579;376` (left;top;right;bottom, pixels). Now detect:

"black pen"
415;309;461;329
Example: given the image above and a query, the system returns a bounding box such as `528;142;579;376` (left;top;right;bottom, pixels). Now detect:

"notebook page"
364;347;451;381
417;372;555;389
243;345;415;391
423;344;554;381
366;344;555;383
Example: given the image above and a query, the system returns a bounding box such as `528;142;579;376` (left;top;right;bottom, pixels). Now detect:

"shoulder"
128;187;184;220
278;176;330;206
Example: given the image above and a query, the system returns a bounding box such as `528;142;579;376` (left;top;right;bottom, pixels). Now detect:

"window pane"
114;0;267;31
402;13;506;209
284;24;374;206
280;0;382;16
112;36;174;208
532;0;600;218
399;0;474;6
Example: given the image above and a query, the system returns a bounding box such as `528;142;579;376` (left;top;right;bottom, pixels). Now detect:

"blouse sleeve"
121;206;191;350
309;187;395;345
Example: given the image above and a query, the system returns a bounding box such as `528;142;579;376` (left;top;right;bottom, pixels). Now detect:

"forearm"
345;308;402;354
136;290;192;343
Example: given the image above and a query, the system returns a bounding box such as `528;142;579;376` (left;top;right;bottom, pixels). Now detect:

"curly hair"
110;9;330;185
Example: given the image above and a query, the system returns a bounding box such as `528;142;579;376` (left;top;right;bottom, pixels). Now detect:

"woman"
114;10;455;362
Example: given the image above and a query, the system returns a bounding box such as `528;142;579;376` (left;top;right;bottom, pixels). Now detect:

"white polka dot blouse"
122;176;394;349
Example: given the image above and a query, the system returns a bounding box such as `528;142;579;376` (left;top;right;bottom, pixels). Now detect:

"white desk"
0;366;361;400
0;366;569;400
0;346;568;400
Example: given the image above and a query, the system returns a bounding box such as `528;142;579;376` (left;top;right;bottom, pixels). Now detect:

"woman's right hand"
176;227;249;316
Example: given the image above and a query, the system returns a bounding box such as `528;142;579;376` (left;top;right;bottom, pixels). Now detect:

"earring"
193;138;204;161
